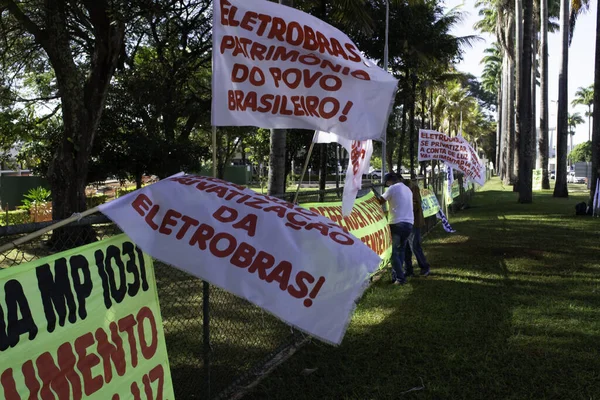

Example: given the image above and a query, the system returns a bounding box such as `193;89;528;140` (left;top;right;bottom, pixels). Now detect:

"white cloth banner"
99;174;381;345
212;0;398;140
418;129;486;185
313;131;373;216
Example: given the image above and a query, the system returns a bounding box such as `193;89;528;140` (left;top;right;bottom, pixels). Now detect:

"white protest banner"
99;175;381;345
418;129;486;185
594;178;600;216
212;0;398;140
313;131;373;216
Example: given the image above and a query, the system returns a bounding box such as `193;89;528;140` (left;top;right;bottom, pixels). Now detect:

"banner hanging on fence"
0;234;175;400
99;175;381;345
211;0;398;140
300;191;392;268
421;186;441;218
313;131;373;216
418;129;486;185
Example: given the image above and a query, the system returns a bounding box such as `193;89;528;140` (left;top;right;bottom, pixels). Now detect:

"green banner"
421;186;441;218
444;180;460;205
301;192;392;269
0;234;175;400
533;168;543;191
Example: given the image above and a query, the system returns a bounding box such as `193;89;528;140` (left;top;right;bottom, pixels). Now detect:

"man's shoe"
393;280;406;285
420;268;430;277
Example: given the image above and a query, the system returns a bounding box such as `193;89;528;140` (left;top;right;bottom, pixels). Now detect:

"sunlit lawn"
244;176;600;399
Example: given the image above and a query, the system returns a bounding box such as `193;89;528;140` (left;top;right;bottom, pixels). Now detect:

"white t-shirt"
382;182;414;225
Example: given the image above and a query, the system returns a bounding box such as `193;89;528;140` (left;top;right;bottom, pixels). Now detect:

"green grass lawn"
244;177;600;400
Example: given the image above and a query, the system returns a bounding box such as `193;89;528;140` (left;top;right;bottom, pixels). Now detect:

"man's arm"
371;185;387;204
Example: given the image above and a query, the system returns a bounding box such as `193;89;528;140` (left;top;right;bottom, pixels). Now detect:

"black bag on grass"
575;202;587;215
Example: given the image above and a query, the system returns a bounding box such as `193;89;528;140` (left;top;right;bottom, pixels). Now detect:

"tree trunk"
36;2;125;250
268;0;294;196
397;102;407;172
409;75;417;179
540;0;550;189
518;0;534;203
591;0;600;202
531;11;538;169
554;0;569;198
268;129;287;196
318;143;327;201
496;69;503;177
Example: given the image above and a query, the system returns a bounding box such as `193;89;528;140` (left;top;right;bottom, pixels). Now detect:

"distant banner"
301;192;391;269
533;169;543;191
212;0;398;140
418;129;486;185
445;179;460;205
421;186;441;218
313;131;373;216
0;235;174;400
100;175;380;345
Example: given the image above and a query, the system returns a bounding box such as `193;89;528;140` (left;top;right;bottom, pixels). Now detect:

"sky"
444;0;597;148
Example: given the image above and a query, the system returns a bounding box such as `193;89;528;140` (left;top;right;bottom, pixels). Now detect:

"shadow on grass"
243;178;600;399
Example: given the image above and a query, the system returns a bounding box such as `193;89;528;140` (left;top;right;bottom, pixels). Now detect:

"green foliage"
370;156;382;169
0;210;30;226
20;186;51;212
116;185;144;198
86;195;109;208
568;141;592;163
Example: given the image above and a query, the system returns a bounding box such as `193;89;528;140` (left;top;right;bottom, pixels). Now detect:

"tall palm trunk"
502;56;510;181
409;74;417;178
540;0;550;189
496;76;503;176
553;0;569;197
514;0;523;188
591;0;600;201
268;0;293;196
531;6;538;169
517;0;534;203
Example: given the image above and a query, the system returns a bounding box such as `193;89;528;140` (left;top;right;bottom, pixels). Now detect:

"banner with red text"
212;0;398;140
418;129;486;185
300;191;392;269
313;131;373;216
0;235;174;400
99;175;381;345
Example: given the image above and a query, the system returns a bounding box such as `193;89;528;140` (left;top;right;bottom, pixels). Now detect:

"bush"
0;210;30;226
116;185;146;198
86;195;109;208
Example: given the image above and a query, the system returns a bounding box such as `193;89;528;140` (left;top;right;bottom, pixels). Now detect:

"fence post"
203;280;211;398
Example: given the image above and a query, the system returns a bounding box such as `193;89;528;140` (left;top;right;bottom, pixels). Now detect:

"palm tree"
517;0;534;203
554;0;590;197
567;112;584;152
480;42;502;171
553;0;569;197
539;0;551;188
571;84;594;141
592;0;600;203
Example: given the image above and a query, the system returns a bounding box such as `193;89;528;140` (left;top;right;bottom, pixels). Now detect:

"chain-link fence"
0;174;478;399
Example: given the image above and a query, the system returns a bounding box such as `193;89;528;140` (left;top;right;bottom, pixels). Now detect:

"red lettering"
118;315;138;368
75;333;103;396
231;242;257;268
159;209;181;235
132;194;152;217
247;251;275;280
95;322;126;384
189;224;215;249
265;261;292;291
232;214;258;237
137;307;158;360
287;271;315;299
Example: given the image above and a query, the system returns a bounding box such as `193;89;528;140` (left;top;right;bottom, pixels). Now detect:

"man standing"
377;173;414;285
404;179;431;277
